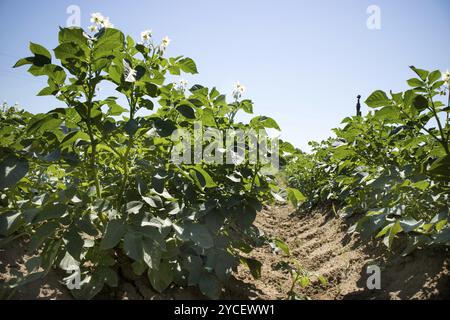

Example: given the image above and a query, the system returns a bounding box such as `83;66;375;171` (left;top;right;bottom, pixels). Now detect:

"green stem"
118;95;137;209
289;272;300;296
250;163;260;193
118;140;133;204
446;86;450;142
399;107;448;155
426;89;448;154
84;74;101;198
426;84;449;152
87;124;101;197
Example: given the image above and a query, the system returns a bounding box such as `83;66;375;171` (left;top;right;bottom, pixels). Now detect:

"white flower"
173;79;188;91
162;36;170;46
90;13;114;29
443;70;450;85
101;17;114;28
88;25;98;32
232;81;246;99
160;36;171;52
141;30;152;42
235;81;246;93
90;12;104;24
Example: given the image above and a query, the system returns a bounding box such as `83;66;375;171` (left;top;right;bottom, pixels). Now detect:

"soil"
1;205;449;300
231;204;450;300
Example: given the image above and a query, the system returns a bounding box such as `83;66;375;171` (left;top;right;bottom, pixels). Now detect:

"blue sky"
0;0;449;151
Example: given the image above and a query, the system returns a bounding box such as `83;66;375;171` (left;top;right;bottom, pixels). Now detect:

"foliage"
0;25;302;299
271;238;327;300
287;67;450;254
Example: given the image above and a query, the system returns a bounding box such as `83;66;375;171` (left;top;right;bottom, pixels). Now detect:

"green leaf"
28;221;59;252
189;166;216;189
411;180;429;191
318;275;328;286
250;116;281;130
100;220;126;250
199;273;221;299
37;86;57;96
407;78;425;88
273;238;290;256
176;105;196;119
240;257;262;279
374;106;401;120
64;227;84;260
428;70;441;84
142;195;163;208
213;252;236;281
287;188;306;208
54;42;86;61
58;27;89;49
98;266;119;287
0;154;29;189
236;204;257;229
147;259;173;292
383;220;402;248
183;255;203;285
399;218;422;233
434;228;450;245
60;130;90;148
41;239;62;271
241;100;253;113
410;66;429;81
108;64;122;83
184;223;214;249
35;203;67;222
428;155;450;177
142;239;162;270
13;57;34;68
126;201;144;214
95;28;125;52
168;66;180;75
140;98;154;110
376;222;393;238
154;119;177;137
76;216;98;237
365;90;390;108
27;113;62;135
178;57;198;74
298;276;311;288
124;119;138;136
105;98;127;116
131;261;147;276
123;231;143;261
29;42;52;61
70;271;105;300
152;172;165;194
0;211;22;237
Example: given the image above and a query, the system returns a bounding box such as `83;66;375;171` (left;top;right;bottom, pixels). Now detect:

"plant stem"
118;95;136;209
118;140;133;206
398;107;448;155
84;72;102;198
426;88;449;154
446;86;450;141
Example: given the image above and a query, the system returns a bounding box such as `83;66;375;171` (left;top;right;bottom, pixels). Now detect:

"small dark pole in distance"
356;95;362;116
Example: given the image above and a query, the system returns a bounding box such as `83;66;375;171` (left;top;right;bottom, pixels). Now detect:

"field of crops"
0;19;449;300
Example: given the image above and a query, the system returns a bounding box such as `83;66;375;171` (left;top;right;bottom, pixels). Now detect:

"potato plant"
287;67;450;253
0;23;303;299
